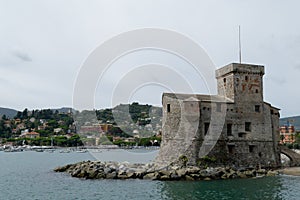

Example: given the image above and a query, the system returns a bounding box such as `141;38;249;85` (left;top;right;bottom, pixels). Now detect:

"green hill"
0;107;18;119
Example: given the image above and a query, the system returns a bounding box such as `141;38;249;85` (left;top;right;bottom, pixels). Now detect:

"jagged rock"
217;168;226;177
76;170;87;178
71;168;82;177
266;170;278;176
185;166;200;175
106;171;117;179
237;171;247;178
189;173;201;180
160;175;170;180
54;164;72;172
103;167;112;174
170;165;180;171
227;172;238;179
54;160;278;181
143;172;160;180
118;174;129;179
221;174;228;179
176;169;187;177
257;169;266;174
87;169;99;179
158;170;171;177
96;171;105;179
185;175;194;181
244;170;255;177
126;172;136;179
226;169;237;179
170;173;181;180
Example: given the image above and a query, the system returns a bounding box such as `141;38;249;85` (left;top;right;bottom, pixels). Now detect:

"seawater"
0;150;299;200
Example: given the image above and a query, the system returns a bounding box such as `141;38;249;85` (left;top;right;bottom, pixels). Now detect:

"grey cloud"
0;0;300;116
11;49;32;62
294;64;300;70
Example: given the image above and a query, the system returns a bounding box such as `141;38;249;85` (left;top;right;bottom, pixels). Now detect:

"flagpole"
239;25;242;64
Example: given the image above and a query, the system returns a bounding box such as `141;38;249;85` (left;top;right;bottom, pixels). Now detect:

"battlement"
216;63;265;78
216;63;264;102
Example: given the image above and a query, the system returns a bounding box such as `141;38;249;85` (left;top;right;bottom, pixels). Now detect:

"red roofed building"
20;131;40;139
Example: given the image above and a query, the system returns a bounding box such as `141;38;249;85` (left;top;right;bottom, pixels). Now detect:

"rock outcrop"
54;160;278;180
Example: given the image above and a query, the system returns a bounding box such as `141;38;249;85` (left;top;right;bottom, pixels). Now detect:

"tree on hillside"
2;114;7;120
22;108;28;119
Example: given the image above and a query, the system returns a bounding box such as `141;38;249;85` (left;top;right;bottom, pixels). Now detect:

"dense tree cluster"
0;115;12;138
0;104;163;147
95;102;162;125
4;134;83;147
0;109;74;139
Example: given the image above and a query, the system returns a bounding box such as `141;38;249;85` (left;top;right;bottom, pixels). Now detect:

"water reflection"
159;176;300;200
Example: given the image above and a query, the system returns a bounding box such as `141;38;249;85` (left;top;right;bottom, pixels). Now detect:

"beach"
281;167;300;176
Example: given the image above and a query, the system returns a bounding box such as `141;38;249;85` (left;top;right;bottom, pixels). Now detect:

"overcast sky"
0;0;299;117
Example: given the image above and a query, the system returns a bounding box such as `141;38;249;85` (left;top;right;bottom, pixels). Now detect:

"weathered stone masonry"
156;63;281;168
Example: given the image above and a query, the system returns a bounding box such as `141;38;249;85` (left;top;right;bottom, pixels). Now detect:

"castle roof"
163;93;234;103
215;63;265;78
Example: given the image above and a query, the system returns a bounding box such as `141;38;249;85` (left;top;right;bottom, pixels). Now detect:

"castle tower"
215;63;264;104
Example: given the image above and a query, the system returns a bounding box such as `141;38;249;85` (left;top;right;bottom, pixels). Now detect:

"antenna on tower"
239;25;242;63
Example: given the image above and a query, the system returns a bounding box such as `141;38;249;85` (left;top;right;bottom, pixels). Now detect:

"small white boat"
91;149;102;153
45;149;55;153
59;149;71;153
4;147;24;152
76;149;88;153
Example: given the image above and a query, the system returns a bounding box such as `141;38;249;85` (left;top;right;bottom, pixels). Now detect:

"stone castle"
156;63;281;168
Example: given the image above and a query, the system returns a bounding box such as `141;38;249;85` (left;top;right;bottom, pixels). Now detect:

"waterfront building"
156;63;281;168
280;124;296;144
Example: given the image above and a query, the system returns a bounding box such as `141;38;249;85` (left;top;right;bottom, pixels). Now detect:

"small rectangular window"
249;145;255;153
228;145;235;154
227;124;232;136
255;105;260;112
245;122;251;132
204;123;210;135
167;104;170;113
238;132;246;138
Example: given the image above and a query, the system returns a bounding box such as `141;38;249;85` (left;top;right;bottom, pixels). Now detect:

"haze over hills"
280;116;300;131
0;107;75;119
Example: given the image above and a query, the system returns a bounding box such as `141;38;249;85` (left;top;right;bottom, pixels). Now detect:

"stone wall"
156;94;201;165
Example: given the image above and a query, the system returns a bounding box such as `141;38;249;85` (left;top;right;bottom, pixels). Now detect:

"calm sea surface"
0;150;299;200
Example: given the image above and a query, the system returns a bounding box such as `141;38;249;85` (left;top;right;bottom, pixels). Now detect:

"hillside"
0;107;18;119
280;116;300;131
74;102;163;138
51;107;75;114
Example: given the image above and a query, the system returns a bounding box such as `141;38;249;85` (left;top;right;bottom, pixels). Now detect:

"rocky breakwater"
54;160;279;181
